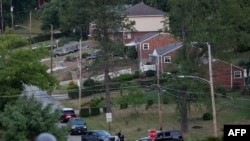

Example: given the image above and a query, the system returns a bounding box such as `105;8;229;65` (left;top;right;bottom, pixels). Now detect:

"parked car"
137;130;184;141
59;108;76;123
65;47;79;54
67;117;87;135
81;130;119;141
86;50;102;61
53;48;68;57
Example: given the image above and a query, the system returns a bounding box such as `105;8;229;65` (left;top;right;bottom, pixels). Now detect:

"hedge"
80;108;90;117
90;107;101;116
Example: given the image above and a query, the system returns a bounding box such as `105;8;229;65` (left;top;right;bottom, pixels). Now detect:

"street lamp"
15;11;32;49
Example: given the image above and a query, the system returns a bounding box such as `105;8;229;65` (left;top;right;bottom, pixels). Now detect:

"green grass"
58;89;250;141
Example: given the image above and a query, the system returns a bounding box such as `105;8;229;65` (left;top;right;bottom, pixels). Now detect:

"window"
234;71;242;78
164;56;171;63
124;32;131;39
143;43;149;50
91;24;97;29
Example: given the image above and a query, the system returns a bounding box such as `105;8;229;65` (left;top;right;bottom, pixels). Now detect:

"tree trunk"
104;66;112;113
180;86;188;133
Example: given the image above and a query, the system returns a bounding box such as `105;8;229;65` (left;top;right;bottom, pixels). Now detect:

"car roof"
62;108;74;111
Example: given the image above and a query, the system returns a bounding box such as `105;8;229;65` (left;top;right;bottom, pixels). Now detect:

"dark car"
137;130;184;141
81;130;118;141
60;108;76;123
67;117;87;135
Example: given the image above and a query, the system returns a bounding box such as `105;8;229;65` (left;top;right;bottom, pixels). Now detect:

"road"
24;85;81;141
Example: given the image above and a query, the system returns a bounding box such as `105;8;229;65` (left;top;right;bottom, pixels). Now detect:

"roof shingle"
126;2;165;16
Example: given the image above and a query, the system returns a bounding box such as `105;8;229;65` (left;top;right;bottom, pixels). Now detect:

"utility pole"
0;0;3;33
207;42;217;137
157;56;163;130
50;24;53;74
29;11;32;49
10;0;14;27
78;39;82;111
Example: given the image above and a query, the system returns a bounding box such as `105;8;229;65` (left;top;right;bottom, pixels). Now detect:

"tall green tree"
0;30;58;110
2;0;37;28
0;95;67;141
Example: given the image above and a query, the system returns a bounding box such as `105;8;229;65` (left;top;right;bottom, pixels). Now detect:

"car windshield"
63;110;74;114
72;119;85;125
98;130;111;136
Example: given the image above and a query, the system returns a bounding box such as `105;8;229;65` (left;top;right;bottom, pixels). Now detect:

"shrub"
241;86;250;95
82;53;89;58
67;80;78;90
83;78;95;86
145;70;156;77
80;108;90;117
202;112;213;120
118;73;134;81
133;70;140;79
90;107;101;116
120;103;128;109
147;100;153;106
68;89;79;99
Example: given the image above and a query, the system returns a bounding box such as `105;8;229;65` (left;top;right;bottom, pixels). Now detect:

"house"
88;2;168;42
150;42;183;73
149;42;245;90
124;2;167;44
203;59;245;90
125;32;179;70
38;0;50;8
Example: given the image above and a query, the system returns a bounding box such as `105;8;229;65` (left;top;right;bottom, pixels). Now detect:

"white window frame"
124;32;131;39
164;56;171;63
234;71;242;78
143;43;149;50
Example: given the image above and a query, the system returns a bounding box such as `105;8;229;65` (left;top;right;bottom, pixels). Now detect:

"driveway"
24;85;64;110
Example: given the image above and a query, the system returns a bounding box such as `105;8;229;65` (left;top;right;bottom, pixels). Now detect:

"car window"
63;110;75;114
163;132;170;137
98;130;111;136
72;119;85;125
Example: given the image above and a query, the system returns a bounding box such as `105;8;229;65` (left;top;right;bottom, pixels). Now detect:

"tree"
0;30;58;110
0;95;67;141
2;0;37;28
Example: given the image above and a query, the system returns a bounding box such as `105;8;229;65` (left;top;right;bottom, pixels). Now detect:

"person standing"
116;130;125;141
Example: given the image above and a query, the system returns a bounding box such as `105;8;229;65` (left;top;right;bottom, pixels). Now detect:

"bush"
68;89;79;99
133;70;140;79
120;103;128;109
147;100;153;105
83;78;95;86
202;112;213;120
80;108;90;117
90;107;101;116
67;80;78;90
145;70;156;77
241;86;250;95
118;73;134;81
82;53;89;58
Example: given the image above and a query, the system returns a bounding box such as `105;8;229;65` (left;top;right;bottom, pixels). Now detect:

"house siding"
204;61;245;90
138;33;179;64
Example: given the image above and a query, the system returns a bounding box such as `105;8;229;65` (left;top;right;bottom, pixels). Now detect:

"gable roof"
126;2;165;16
134;31;160;43
153;42;183;56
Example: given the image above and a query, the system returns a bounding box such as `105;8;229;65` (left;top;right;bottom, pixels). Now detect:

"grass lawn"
59;89;250;141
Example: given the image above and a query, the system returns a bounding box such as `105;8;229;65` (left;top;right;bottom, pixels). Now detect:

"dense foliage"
0;96;67;141
0;30;58;110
